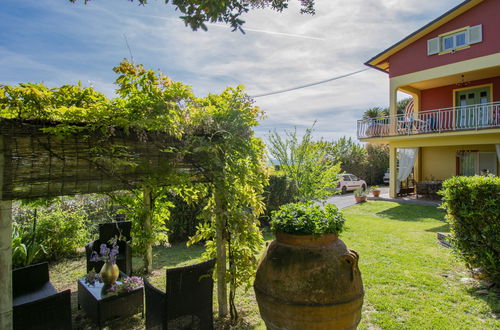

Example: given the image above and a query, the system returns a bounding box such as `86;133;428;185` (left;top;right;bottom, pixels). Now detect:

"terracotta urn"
100;262;119;285
355;195;366;203
254;232;364;330
372;189;381;197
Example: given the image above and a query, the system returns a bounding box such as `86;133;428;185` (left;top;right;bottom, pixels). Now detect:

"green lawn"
50;201;499;329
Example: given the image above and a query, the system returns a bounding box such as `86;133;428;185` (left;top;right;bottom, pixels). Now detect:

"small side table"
78;273;143;328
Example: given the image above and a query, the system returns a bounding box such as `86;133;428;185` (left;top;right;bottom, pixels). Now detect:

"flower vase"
100;262;119;285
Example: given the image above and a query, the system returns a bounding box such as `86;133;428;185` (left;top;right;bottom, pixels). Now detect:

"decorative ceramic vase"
254;232;364;330
100;262;119;285
372;190;381;197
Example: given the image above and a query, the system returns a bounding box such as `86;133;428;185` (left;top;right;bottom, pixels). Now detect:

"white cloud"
0;0;462;142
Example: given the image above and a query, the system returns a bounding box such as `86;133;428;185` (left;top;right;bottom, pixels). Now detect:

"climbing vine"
0;60;268;320
188;87;268;319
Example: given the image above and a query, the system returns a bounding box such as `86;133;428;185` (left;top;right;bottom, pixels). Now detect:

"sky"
1;0;462;142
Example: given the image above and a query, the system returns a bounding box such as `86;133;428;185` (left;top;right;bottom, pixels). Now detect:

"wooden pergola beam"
0;135;13;330
0;119;203;199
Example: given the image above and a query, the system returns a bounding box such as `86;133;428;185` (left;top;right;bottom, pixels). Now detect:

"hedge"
260;173;298;226
440;176;500;283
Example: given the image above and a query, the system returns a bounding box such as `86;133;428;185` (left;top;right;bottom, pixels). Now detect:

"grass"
342;202;498;329
49;201;499;329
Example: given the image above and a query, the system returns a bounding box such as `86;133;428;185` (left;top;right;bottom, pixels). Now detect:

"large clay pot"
355;195;366;203
100;262;119;285
254;232;364;330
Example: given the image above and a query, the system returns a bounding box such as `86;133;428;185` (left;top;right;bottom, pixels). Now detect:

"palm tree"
362;98;412;120
362;107;386;120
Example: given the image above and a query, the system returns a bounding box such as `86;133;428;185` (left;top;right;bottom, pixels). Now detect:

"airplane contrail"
210;23;325;41
124;13;325;41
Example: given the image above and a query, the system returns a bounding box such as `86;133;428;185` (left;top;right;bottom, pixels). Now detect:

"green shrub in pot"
270;202;346;236
354;187;369;197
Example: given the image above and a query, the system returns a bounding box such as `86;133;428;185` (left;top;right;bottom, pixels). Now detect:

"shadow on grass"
466;286;500;317
425;223;450;233
132;242;205;274
375;204;446;222
71;290;145;330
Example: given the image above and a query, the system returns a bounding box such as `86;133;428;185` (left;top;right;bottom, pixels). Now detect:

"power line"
123;34;135;63
251;68;369;98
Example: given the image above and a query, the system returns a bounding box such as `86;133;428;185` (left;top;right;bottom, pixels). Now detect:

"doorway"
455;85;491;128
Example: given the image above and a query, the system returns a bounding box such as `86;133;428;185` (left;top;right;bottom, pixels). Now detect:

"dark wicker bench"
13;262;72;330
86;221;132;275
144;259;216;330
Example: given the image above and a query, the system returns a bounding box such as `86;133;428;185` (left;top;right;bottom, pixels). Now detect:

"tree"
324;137;367;178
69;0;315;32
267;125;341;202
397;98;412;115
323;138;389;186
365;143;389;185
362;98;412;119
362;107;387;120
188;86;268;321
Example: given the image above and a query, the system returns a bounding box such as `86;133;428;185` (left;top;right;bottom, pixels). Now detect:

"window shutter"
468;24;482;44
427;37;440;55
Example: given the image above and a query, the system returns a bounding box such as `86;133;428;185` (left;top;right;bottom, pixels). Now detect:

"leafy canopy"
268;124;341;202
1;59;269;318
69;0;315;32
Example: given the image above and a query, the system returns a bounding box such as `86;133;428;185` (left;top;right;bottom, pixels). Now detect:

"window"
441;30;468;51
458;151;497;176
427;25;482;55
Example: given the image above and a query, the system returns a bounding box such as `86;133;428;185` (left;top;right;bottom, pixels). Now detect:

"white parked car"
335;174;367;194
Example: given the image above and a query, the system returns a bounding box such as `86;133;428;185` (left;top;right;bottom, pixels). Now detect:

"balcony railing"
357;101;500;139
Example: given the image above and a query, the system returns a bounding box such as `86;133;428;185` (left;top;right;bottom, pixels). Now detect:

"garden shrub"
167;194;206;243
36;208;90;260
11;221;46;268
12;195;120;262
261;173;298;226
440;176;500;283
270;201;345;235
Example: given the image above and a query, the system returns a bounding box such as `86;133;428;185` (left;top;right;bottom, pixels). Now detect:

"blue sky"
1;0;460;141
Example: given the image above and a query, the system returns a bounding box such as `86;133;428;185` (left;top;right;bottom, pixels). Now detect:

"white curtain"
496;144;500;163
397;148;418;193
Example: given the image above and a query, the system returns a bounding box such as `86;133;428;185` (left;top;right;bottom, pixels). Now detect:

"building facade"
359;0;500;198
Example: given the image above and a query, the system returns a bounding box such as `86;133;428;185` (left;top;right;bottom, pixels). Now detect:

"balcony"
357;101;500;139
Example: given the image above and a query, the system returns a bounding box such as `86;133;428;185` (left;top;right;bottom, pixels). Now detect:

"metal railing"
357;101;500;139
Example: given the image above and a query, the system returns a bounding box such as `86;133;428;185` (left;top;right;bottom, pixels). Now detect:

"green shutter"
468;25;482;44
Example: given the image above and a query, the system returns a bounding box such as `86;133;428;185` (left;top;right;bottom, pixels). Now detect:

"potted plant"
371;185;381;197
354;187;368;203
254;202;364;329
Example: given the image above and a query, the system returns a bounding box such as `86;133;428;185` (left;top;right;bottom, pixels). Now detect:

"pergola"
0;118;205;328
